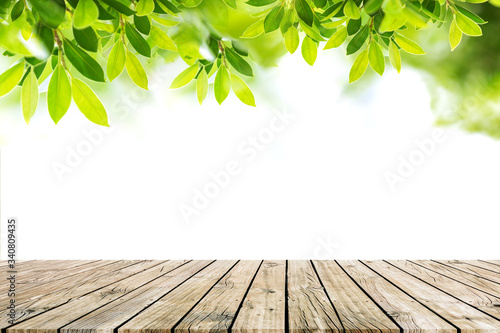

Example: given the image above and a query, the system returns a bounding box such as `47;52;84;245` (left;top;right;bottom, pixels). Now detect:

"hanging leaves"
72;77;109;126
47;64;72;124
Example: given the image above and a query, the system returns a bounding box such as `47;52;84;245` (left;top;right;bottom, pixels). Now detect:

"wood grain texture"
287;260;343;333
7;261;188;333
119;260;238;333
412;260;500;297
435;260;500;284
388;260;500;320
313;260;400;333
174;260;262;333
364;260;500;332
337;260;456;333
232;260;286;333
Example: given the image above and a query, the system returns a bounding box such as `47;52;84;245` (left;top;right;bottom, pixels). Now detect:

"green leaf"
47;64;72;124
314;0;327;8
449;18;462;51
73;0;99;29
264;4;285;33
455;12;482;36
231;73;255;107
100;0;135;15
21;69;38;124
0;62;25;97
301;36;317;66
107;40;126;81
222;0;237;9
364;0;383;16
349;48;368;83
35;23;55;55
150;25;177;51
196;67;208;105
394;34;426;54
170;63;198;88
157;0;181;13
241;19;265;38
246;0;277;5
324;26;347;49
182;0;203;7
29;0;66;28
344;0;360;19
73;26;99;52
136;0;154;15
134;14;151;35
284;26;299;54
125;51;148;89
11;1;24;21
125;22;151;57
347;18;361;36
214;64;230;104
368;41;384;76
225;47;253;77
295;0;313;26
388;40;401;73
72;78;109;126
455;5;487;24
63;38;105;82
346;25;368;55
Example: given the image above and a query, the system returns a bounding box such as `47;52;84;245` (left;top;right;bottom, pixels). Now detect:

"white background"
1;51;499;260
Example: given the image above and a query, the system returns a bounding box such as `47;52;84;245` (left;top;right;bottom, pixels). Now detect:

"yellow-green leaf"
284;26;299;54
231;74;256;107
150;26;177;51
72;78;109;126
126;51;148;90
21;69;38;124
214;64;230;105
449;18;462;51
368;41;384;76
394;34;426;55
301;36;317;66
107;41;126;82
388;40;401;73
349;49;368;83
455;12;482;36
324;26;347;50
196;68;208;105
48;64;72;124
241;19;265;38
73;0;99;29
136;0;154;16
344;0;361;20
170;63;198;89
0;62;25;97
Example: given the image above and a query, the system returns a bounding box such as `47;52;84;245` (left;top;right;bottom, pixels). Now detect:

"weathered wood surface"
1;260;499;333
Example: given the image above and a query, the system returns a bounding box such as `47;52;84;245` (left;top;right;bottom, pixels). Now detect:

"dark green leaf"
456;5;487;24
73;26;98;52
347;18;361;35
125;22;151;57
29;0;66;28
156;0;180;13
246;0;277;5
35;23;54;55
364;0;383;16
100;0;135;15
208;35;219;57
95;1;118;19
63;38;105;81
295;0;313;26
314;0;327;7
134;14;151;34
322;2;343;18
225;47;253;76
232;41;248;56
264;4;285;32
346;25;368;55
10;0;24;21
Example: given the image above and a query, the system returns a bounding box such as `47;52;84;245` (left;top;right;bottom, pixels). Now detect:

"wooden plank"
313;260;399;333
119;260;238;333
287;260;343;333
7;261;189;333
337;260;455;333
413;261;500;297
388;260;500;320
174;260;262;333
232;260;286;333
0;261;158;328
436;261;500;282
61;261;214;333
482;261;500;267
364;260;500;332
471;261;500;274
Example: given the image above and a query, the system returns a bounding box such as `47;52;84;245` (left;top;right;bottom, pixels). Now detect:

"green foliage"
0;0;495;125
